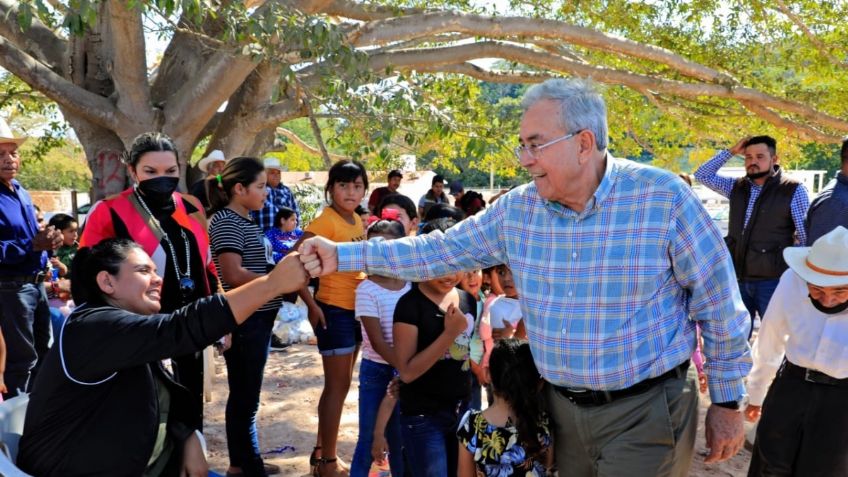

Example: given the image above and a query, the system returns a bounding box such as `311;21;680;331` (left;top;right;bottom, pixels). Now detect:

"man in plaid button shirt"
253;157;299;232
300;78;752;476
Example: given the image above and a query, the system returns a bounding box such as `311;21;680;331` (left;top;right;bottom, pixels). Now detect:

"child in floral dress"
457;339;552;477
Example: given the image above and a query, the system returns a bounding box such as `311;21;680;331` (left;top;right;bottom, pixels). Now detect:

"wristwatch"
714;394;749;411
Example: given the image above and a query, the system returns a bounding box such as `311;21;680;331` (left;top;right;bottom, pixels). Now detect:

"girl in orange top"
296;160;368;477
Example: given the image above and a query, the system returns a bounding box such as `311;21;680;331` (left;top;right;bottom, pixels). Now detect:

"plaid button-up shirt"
338;156;751;403
252;183;299;232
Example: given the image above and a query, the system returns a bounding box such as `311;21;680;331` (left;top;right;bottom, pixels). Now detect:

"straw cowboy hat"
197;150;226;173
784;226;848;287
263;157;286;171
0;118;27;146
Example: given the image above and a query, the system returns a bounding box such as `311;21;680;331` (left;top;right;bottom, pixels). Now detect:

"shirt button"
562;328;567;334
567;291;573;297
572;252;577;258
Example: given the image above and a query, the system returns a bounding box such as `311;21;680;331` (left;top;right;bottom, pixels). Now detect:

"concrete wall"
28;190;90;215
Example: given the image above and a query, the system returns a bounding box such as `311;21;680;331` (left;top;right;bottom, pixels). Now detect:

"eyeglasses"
513;130;582;160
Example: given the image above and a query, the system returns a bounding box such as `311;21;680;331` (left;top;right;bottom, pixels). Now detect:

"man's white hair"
520;78;609;151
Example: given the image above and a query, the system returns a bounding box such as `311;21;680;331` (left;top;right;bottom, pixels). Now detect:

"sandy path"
204;344;752;476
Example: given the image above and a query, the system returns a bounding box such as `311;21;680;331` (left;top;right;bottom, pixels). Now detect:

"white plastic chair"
0;395;32;476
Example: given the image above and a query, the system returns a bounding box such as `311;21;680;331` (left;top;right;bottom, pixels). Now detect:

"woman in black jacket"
17;238;308;476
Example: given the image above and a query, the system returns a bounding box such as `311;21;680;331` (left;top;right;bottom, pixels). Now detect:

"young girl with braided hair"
456;339;552;477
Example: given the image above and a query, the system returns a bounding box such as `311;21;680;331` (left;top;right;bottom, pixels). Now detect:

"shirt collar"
744;164;782;188
544;153;616;218
1;178;22;195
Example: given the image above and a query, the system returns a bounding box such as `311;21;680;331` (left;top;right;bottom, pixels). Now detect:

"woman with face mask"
78;132;216;431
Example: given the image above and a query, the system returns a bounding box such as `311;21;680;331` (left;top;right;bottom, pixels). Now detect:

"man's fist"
299;236;340;277
445;303;468;337
270;252;310;294
704;404;745;464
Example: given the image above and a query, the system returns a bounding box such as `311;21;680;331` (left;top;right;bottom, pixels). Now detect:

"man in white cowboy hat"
253;156;299;232
0;118;63;398
745;225;848;476
189;149;227;211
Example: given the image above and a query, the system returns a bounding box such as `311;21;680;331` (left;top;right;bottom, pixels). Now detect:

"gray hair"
520;78;609;151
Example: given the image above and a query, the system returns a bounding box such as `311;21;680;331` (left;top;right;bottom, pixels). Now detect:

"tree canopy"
1;0;846;197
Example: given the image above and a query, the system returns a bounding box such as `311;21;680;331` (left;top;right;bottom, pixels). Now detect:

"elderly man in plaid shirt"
252;157;300;231
299;78;752;477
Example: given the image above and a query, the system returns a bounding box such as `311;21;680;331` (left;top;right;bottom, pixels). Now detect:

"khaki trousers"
545;367;699;477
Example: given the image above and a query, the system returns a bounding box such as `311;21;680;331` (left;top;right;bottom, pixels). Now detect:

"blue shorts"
315;301;362;356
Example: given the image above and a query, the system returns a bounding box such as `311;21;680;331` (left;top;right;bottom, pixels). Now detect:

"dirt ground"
204;344;752;477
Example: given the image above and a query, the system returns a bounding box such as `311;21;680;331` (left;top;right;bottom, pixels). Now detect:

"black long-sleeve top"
17;294;237;477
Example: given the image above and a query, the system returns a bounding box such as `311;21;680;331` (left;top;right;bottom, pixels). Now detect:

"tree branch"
260;98;308;129
276;127;347;160
162;51;258;143
366;41;848;135
274;0;424;21
350;12;738;85
412;62;551;84
0;36;123;131
371;33;475;55
302;90;333;168
0;0;67;71
739;100;839;143
104;0;154;125
770;0;846;68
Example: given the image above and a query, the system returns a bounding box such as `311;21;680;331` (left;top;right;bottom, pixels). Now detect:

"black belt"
0;272;45;285
554;360;690;407
782;360;848;387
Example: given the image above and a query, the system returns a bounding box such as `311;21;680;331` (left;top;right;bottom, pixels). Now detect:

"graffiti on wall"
93;149;126;200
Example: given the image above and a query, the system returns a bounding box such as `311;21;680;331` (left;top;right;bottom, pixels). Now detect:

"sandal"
309;446;322;476
315;457;349;477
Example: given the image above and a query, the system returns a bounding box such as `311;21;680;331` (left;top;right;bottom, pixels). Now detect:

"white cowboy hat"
197;149;226;173
784;226;848;287
263;157;286;171
0;118;27;146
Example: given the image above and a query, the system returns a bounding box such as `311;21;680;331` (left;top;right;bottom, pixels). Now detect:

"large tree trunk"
65;10;128;201
74;120;127;201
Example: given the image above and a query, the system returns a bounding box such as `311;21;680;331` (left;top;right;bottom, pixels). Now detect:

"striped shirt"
209;208;281;312
355;279;411;365
694;149;810;246
337;156;752;403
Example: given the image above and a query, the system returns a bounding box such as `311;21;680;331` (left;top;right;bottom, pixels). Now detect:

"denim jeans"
351;359;404;477
739;279;779;338
224;309;276;476
469;372;482;410
0;281;51;398
400;405;466;477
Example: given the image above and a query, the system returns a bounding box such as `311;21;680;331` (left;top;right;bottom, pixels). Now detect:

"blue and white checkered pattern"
252;184;300;232
694;149;810;245
338;156;751;403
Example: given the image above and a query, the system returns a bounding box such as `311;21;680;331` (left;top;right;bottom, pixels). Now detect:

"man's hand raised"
729;136;752;156
299;236;339;277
